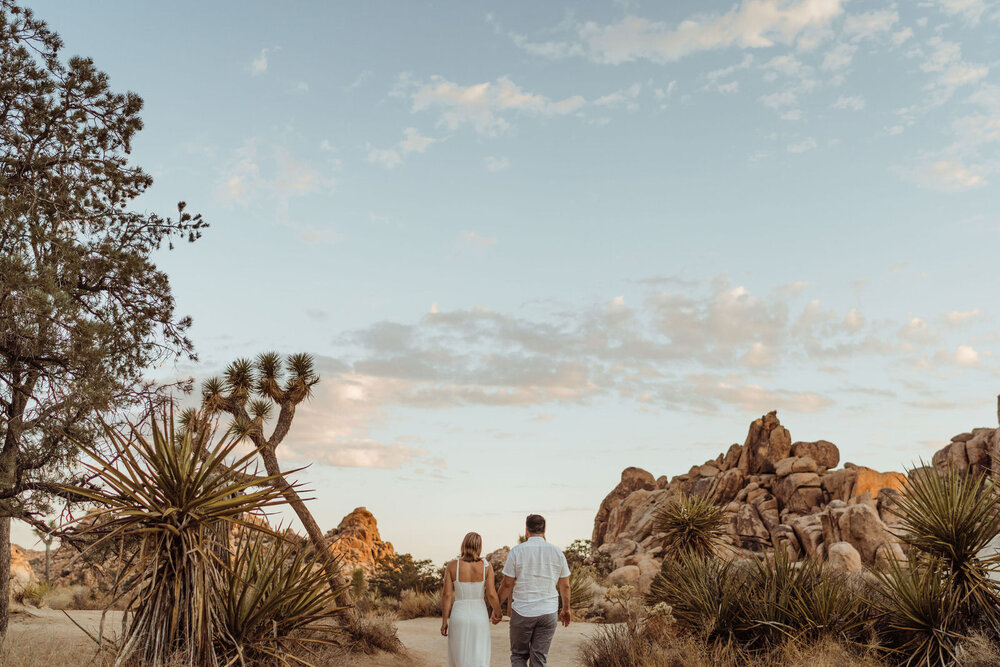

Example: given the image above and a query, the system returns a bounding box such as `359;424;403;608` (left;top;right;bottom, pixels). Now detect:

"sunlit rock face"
326;506;395;574
593;405;1000;573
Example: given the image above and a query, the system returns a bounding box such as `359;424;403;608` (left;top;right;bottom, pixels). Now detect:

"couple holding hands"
441;514;571;667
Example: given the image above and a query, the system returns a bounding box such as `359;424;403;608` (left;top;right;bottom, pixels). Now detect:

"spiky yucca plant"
216;527;345;665
873;556;964;667
653;493;727;559
891;465;1000;627
567;570;594;614
66;414;292;666
645;549;748;641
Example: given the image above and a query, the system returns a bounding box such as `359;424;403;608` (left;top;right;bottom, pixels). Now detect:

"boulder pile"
592;407;1000;594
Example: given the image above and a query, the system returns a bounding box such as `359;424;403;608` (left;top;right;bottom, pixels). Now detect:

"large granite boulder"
737;411;792;475
593;467;657;547
791;440;840;469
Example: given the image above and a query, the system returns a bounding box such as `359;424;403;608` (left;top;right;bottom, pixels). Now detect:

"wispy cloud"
250;47;278;76
367;127;436;169
396;74;585;136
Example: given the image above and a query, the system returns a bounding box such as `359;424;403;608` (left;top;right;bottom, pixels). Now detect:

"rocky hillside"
593;404;1000;596
11;505;395;591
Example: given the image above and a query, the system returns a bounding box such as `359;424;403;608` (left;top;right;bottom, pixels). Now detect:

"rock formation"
592;406;1000;593
9;545;36;592
326;506;395;573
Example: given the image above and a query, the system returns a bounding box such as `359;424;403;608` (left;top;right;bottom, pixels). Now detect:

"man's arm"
497;575;515;617
557;576;571;627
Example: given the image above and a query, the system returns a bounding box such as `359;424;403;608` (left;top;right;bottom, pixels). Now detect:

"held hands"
440;619;449;637
559;610;571;627
490;609;502;625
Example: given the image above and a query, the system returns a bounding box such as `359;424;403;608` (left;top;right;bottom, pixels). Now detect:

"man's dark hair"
526;514;546;534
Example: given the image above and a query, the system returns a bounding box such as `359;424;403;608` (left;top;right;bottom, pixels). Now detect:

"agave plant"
653;493;728;559
567;570;594;614
215;527;345;665
65;412;292;666
890;465;1000;627
873;556;965;667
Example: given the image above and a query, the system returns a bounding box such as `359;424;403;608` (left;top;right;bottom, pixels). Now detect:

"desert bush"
395;588;441;620
565;539;614;580
11;581;52;607
343;609;403;654
369;553;439;599
568;570;595;615
654;494;727;559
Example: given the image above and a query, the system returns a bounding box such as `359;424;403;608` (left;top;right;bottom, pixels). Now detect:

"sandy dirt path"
347;616;597;666
3;607;124;666
4;608;597;666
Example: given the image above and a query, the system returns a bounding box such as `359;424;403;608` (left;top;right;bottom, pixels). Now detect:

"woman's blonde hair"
460;532;482;562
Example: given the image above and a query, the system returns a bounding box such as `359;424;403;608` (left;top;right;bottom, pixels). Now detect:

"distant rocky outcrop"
326;506;395;573
593;404;1000;594
9;545;36;592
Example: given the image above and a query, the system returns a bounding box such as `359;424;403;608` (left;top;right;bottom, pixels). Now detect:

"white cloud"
821;42;857;70
577;0;845;64
945;308;981;326
401;75;585;136
843;9;898;41
484;156;511;172
366;147;403;169
905;159;987;191
834;94;866;110
593;83;642;109
367;127;436;169
399;127;436;154
760;91;798;108
217;140;333;207
787;137;818;153
844;308;864;332
929;0;988;23
250;47;276;76
954;344;980;367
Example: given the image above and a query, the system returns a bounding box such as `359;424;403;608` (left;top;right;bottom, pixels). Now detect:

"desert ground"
349;617;598;666
3;607;598;666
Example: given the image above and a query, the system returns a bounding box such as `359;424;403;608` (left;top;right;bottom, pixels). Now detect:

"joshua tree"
31;519;57;583
190;353;349;603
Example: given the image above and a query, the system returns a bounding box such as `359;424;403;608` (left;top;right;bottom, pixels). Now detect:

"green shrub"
369;553;439;599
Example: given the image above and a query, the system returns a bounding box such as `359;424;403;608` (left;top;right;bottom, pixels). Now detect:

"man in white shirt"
495;514;571;667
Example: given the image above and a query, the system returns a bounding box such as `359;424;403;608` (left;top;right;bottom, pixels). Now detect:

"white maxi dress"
446;558;491;667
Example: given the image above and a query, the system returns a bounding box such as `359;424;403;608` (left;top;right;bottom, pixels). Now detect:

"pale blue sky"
14;0;1000;562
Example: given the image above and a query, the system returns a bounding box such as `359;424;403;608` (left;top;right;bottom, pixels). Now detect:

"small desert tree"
0;0;205;636
192;353;349;602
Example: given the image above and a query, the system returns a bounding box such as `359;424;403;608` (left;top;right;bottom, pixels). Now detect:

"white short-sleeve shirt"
502;536;571;617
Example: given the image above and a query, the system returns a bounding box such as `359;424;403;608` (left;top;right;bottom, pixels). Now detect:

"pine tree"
0;1;205;635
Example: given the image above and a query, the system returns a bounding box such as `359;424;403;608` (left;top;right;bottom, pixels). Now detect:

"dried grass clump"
394;589;441;620
342;609;403;654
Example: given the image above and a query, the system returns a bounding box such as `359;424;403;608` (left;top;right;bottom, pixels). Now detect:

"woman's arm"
485;565;502;622
441;561;455;636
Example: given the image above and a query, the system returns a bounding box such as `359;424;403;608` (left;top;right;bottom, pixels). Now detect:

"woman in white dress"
441;532;502;667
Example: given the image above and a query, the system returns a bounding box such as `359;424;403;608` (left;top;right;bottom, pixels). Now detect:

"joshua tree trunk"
0;515;10;639
257;447;351;607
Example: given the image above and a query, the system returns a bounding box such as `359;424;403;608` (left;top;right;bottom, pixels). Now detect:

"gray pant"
509;609;558;667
